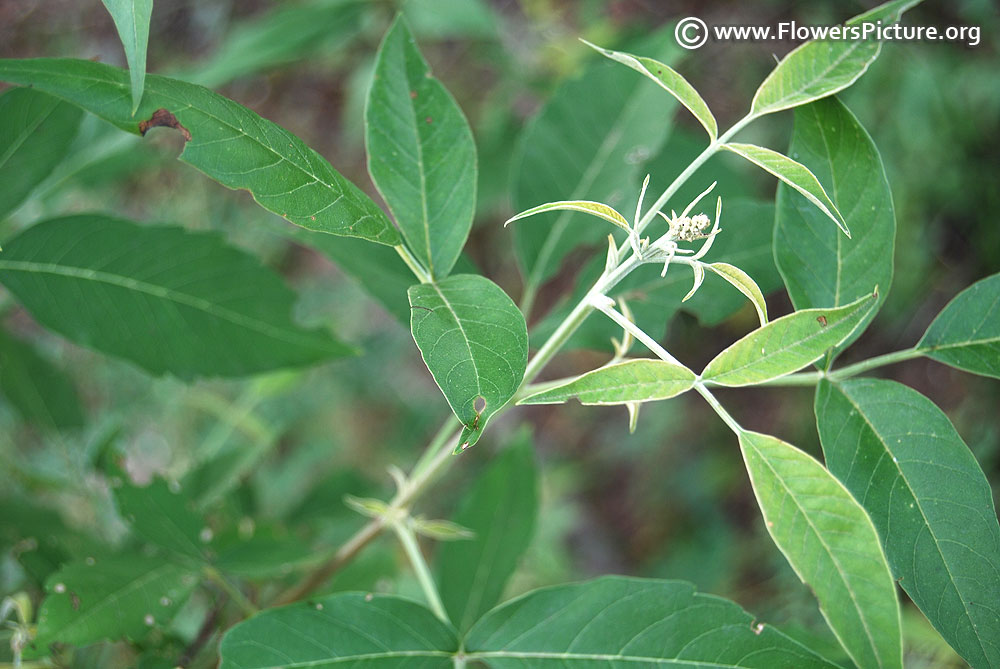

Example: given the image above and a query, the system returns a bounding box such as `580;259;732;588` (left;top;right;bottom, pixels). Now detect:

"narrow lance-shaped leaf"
706;262;768;326
408;275;527;451
723;142;849;237
100;0;152;114
750;0;925;117
0;87;82;219
0;328;84;430
816;379;1000;668
31;556;199;657
519;358;695;405
702;289;878;386
0;58;399;245
465;576;841;668
219;593;457;669
366;17;476;278
505;200;631;234
582;39;717;140
437;432;537;633
738;430;902;669
916;272;1000;379
0;215;351;379
775;96;894;364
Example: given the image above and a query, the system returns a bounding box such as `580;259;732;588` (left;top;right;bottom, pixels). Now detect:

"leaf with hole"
816;378;1000;668
519;359;695;406
917;272;1000;379
738;430;902;669
0;215;352;378
408;275;527;451
366;17;476;278
0;58;399;245
702;289;877;386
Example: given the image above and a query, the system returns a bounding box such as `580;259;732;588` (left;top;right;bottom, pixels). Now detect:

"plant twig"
391;520;449;623
203;566;258;617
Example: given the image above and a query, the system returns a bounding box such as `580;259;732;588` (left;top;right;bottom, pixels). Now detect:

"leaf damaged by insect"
138;108;192;141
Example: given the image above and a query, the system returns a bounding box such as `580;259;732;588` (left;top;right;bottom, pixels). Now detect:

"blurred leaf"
32;556;198;656
0;87;82;219
213;528;321;579
775;96;894;365
583;40;717;140
366;18;476;279
0;328;84;430
218;593;457;668
723;143;848;236
702;290;878;387
411;518;474;541
738;430;902;669
114;474;208;562
917;272;1000;379
816;378;1000;668
408;275;527;451
437;433;536;633
100;0;152;114
750;0;924;117
519;358;695;406
706;262;768;327
0;215;352;378
0;58;400;246
402;0;499;40
464;576;841;667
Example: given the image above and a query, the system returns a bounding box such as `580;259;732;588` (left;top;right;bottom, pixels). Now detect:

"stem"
593;300;683;367
202;566;258;617
395;244;432;284
693;382;743;435
391;520;449;623
828;347;924;380
731;371;826;388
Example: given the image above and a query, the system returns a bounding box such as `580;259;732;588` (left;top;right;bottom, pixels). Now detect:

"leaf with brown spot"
138;108;191;141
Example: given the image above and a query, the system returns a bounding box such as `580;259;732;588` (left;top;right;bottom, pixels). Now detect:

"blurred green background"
2;1;997;666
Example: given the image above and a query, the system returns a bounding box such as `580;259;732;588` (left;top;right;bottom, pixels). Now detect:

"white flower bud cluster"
669;213;712;241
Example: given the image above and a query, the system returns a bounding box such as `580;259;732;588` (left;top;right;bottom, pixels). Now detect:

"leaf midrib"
0;96;59;167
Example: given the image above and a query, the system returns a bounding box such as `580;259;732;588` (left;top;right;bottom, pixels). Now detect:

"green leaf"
408;275;527;451
0;328;84;430
0;215;352;378
437;432;536;633
219;593;457;668
706;262;768;327
702;290;878;386
100;0;152;115
917;272;1000;379
401;0;499;40
512;32;679;307
583;40;717;140
775;96;894;364
212;528;322;579
723;142;849;237
738;430;902;669
816;379;1000;668
32;556;198;654
506;200;631;234
366;17;476;278
465;576;840;667
750;0;924;117
0;87;82;220
519;358;695;405
113;474;208;562
0;58;399;246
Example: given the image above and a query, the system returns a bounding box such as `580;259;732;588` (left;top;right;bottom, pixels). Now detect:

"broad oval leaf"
366;17;476;278
219;593;457;668
437;432;536;633
0;87;82;219
519;358;695;405
775;96;894;364
816;378;1000;668
750;0;924;117
917;272;1000;379
723;142;849;237
113;474;208;562
707;262;768;326
32;556;198;656
465;576;840;667
0;215;352;378
505;200;631;234
0;328;84;430
408;274;527;451
702;290;877;386
738;430;902;669
583;40;717;140
0;59;400;245
100;0;152;114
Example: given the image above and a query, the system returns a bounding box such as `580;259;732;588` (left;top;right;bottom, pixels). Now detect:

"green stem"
391;520;449;624
203;566;258;617
693;382;743;435
395;244;432;284
734;371;826;388
828;347;924;380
